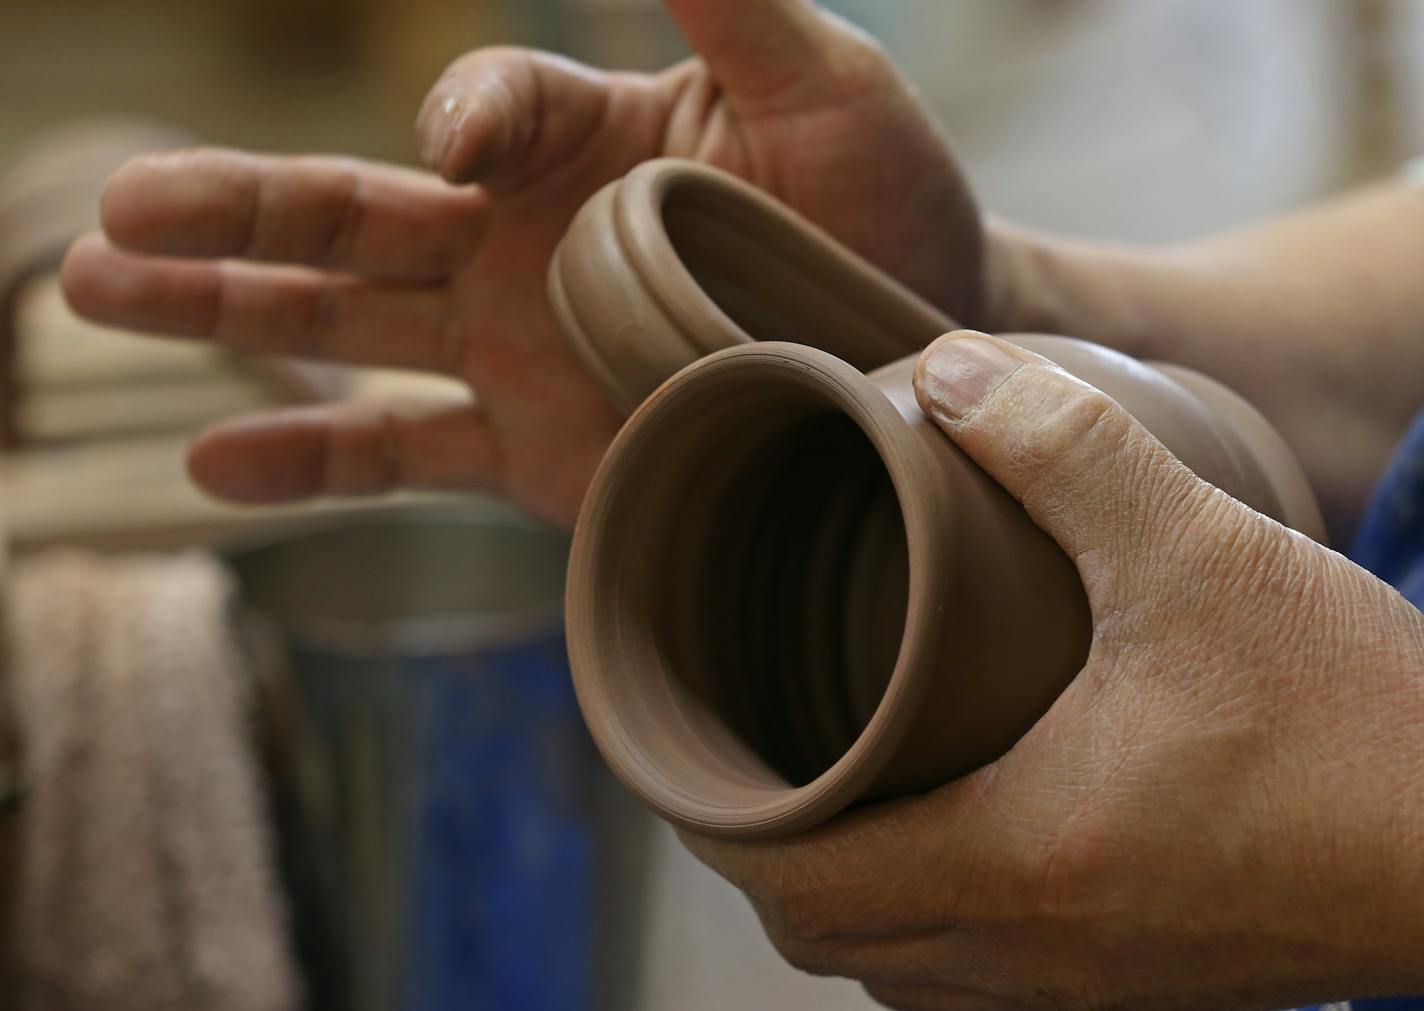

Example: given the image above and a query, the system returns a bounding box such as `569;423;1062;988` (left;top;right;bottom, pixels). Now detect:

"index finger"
101;149;487;283
677;773;1002;942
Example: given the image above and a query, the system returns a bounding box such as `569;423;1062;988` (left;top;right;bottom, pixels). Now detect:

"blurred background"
2;1;1423;1010
7;0;1424;236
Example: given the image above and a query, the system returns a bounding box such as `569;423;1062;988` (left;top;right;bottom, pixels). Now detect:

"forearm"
983;182;1424;542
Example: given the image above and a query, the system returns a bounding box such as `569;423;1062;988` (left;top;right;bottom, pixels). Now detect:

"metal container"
228;505;596;1011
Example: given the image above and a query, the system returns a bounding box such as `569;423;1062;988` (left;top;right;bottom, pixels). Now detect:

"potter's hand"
59;0;979;528
682;331;1424;1011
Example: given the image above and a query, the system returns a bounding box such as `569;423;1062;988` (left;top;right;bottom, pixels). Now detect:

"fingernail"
438;96;469;168
418;93;464;168
917;331;1024;423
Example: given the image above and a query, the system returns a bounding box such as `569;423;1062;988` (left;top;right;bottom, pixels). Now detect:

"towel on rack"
4;551;300;1011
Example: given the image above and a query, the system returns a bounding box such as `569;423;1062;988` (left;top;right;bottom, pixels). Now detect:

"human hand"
59;0;981;528
681;331;1424;1011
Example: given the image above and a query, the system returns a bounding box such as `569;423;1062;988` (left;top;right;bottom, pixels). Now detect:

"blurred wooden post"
1347;0;1405;182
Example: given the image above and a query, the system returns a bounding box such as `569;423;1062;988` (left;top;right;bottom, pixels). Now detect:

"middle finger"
62;234;461;374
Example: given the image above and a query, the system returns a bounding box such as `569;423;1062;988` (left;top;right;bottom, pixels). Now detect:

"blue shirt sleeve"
1350;409;1424;608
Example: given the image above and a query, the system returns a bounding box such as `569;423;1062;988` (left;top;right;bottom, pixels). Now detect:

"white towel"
5;551;300;1011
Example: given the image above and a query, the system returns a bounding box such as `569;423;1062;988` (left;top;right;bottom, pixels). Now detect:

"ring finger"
62;234;462;374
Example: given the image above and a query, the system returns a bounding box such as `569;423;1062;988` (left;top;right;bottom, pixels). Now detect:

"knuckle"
1040;384;1129;461
321;407;403;497
322;171;365;267
1003;378;1128;486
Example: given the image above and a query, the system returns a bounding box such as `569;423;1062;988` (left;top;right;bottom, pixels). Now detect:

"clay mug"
551;160;1327;839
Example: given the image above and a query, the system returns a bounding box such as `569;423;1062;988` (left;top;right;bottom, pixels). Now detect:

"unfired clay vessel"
553;160;1327;839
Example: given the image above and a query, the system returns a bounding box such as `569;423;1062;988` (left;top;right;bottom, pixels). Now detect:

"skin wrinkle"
531;67;615;193
217;151;262;259
653;62;705;160
202;260;234;350
993;389;1143;560
300;271;344;361
1072;447;1172;573
316;163;367;270
694;83;761;187
246;155;288;263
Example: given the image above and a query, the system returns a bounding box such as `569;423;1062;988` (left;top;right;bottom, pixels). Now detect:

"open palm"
62;0;980;528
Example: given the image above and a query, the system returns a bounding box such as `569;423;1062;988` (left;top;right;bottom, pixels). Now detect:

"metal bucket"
227;505;599;1011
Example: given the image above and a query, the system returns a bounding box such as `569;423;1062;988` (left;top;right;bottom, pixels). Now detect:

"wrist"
980;219;1178;357
980;219;1060;335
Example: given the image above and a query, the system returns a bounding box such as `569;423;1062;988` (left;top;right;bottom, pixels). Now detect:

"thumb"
913;330;1212;572
417;48;609;186
662;0;885;108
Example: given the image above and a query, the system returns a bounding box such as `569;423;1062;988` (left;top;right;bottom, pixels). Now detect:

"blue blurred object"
230;507;593;1011
1351;409;1424;608
408;635;592;1011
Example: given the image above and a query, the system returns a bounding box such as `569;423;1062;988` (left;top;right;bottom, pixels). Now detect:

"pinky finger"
186;397;502;504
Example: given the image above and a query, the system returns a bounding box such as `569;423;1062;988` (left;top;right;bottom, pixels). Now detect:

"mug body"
555;159;1326;839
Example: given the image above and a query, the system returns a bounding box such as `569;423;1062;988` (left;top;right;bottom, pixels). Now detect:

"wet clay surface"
556;159;1328;839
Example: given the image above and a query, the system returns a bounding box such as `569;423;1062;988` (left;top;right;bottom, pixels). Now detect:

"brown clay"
554;160;1327;839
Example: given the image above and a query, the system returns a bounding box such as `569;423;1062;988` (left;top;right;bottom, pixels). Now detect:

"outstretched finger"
61;234;462;374
678;774;998;943
101;149;487;283
186;398;501;504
